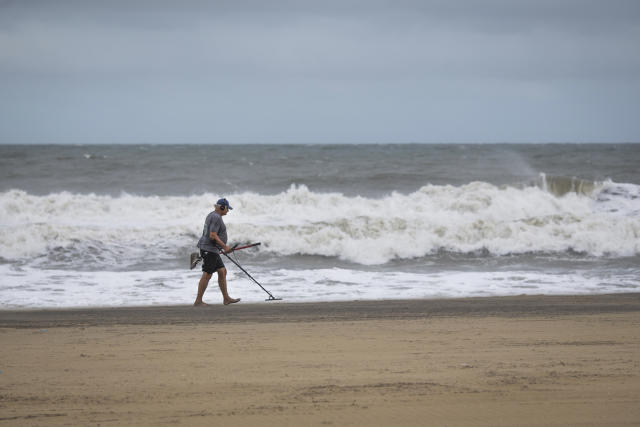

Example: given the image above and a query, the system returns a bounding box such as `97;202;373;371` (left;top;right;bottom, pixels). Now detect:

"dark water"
2;143;639;196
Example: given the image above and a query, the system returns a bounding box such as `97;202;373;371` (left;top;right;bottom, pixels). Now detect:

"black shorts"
200;250;225;274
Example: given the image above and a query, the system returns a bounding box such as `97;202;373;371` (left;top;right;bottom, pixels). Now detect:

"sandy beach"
1;294;639;426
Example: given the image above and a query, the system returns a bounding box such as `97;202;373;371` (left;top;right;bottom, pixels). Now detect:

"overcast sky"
1;0;639;144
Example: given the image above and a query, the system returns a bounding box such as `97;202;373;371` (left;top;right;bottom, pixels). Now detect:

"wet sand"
1;294;640;426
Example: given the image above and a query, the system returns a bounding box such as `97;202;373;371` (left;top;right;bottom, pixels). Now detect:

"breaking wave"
1;175;639;266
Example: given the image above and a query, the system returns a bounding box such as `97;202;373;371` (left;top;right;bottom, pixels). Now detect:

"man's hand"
221;244;232;254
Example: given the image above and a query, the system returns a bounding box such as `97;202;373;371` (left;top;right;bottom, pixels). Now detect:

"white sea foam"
1;179;639;266
1;263;637;309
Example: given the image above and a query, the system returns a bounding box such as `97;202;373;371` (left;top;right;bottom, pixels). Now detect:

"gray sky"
1;0;639;144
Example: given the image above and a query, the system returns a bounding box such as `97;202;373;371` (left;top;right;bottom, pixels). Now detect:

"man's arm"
209;231;231;253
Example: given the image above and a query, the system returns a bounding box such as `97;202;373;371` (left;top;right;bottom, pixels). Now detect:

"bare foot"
223;298;241;305
193;301;210;307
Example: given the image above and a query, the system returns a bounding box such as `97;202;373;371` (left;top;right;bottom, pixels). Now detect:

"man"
194;198;240;306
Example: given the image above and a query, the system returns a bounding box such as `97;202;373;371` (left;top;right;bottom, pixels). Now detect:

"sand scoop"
190;242;282;301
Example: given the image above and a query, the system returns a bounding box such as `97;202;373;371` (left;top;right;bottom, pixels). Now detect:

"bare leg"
194;272;212;306
217;267;240;305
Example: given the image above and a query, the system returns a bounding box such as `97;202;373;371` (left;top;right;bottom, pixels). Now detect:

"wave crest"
1;179;639;265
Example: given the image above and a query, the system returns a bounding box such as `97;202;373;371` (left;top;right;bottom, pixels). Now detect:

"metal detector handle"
228;242;261;252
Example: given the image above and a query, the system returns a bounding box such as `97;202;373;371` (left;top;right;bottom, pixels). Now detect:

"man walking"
194;198;240;306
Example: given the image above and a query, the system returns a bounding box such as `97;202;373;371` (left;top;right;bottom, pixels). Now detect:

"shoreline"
1;293;639;328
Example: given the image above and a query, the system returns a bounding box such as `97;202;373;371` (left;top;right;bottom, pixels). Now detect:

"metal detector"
189;242;282;301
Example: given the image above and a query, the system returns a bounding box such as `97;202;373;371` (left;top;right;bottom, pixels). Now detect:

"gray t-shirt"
197;211;227;252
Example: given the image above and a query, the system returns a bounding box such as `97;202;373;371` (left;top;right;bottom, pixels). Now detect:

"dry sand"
1;294;639;426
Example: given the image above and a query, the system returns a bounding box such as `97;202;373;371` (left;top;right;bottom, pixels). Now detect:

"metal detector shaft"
190;243;261;270
221;252;281;301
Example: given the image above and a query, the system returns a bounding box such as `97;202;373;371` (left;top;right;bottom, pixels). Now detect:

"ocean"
1;143;639;308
